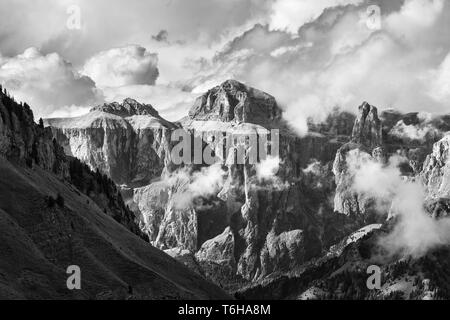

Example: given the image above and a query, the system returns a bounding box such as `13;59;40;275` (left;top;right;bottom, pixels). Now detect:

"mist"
347;150;450;257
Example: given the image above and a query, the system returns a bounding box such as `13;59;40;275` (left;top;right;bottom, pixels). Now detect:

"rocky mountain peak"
188;79;283;127
90;98;160;118
351;101;382;150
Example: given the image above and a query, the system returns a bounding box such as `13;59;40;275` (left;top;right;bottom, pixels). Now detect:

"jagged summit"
188;79;283;127
91;98;160;118
46;97;175;131
351;101;382;150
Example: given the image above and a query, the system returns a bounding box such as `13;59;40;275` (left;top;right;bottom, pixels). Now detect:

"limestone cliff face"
332;102;450;218
43;81;358;286
137;80;346;282
332;102;383;218
188;79;282;127
45;98;176;186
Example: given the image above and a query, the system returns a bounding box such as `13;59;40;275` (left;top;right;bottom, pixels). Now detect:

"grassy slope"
0;157;230;300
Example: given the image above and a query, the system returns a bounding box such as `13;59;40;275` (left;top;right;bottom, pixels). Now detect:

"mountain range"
1;79;450;299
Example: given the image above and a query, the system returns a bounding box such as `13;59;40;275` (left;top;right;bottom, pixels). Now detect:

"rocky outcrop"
238;223;450;300
333;146;374;217
332;102;383;218
421;135;450;199
45;99;177;186
196;227;236;265
188;80;282;127
351;102;382;150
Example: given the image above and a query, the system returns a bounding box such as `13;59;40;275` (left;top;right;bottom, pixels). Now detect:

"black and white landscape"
1;0;450;301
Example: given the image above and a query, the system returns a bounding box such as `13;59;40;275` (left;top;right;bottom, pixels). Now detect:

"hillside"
0;87;230;299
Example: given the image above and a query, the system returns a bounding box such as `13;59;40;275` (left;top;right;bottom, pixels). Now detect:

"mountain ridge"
0;86;230;300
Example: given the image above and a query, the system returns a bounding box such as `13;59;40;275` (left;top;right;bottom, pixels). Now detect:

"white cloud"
82;45;159;87
429;52;450;102
389;119;441;142
45;105;91;119
0;47;100;119
386;0;444;34
347;151;450;257
269;0;364;33
0;0;271;66
1;0;449;128
189;0;450;137
164;163;227;209
256;156;281;181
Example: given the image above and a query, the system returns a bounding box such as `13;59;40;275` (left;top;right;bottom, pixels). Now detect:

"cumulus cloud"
1;0;449;129
347;151;450;257
0;0;271;65
389;119;441;142
269;0;364;33
0;47;100;119
164;163;227;209
254;155;289;190
429;52;450;102
189;0;450;136
82;45;159;87
256;156;281;181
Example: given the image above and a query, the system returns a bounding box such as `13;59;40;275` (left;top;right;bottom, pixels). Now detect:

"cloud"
82;45;159;87
163;163;226;209
0;47;100;119
269;0;364;33
188;0;450;137
429;52;450;102
254;155;289;190
1;0;449;128
347;151;450;257
256;156;281;180
0;0;272;65
389;117;441;142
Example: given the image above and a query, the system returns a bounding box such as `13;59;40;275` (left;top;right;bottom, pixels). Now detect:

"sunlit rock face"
421;135;450;199
146;80;349;282
188;79;282;127
331;101;450;220
45;98;177;186
351;102;382;150
332;102;383;218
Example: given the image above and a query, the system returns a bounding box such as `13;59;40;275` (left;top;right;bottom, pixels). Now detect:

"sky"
0;0;449;136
